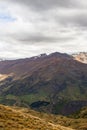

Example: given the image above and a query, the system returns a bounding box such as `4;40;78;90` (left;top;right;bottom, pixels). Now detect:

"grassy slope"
0;104;74;130
0;104;87;130
25;107;87;130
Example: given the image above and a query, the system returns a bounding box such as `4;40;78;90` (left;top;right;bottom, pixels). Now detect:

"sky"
0;0;87;59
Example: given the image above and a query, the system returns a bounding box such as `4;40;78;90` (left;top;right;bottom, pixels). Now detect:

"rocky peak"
72;52;87;64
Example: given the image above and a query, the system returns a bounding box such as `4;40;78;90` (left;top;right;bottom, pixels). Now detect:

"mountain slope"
0;104;74;130
0;104;87;130
0;52;87;114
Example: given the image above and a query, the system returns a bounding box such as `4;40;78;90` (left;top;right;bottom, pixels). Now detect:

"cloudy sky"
0;0;87;59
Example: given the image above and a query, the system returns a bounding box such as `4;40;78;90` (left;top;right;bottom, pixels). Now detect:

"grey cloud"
74;14;87;27
55;11;87;28
19;36;75;43
18;35;58;43
10;32;75;44
8;0;78;11
6;0;87;28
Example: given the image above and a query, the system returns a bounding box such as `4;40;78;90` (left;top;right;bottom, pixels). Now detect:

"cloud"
55;9;87;28
7;0;87;12
8;0;76;11
0;0;87;59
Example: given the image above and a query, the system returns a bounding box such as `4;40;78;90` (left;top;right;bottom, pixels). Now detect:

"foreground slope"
0;104;74;130
0;52;87;114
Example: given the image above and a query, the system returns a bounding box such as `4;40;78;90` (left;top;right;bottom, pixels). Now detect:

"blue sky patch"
0;13;16;23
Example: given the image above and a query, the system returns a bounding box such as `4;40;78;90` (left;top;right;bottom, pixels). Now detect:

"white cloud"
0;0;87;59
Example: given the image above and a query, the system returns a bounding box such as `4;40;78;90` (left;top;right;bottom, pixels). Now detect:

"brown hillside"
0;104;74;130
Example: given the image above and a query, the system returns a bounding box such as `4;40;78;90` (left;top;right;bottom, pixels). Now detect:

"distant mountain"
0;58;4;61
72;52;87;64
0;52;87;115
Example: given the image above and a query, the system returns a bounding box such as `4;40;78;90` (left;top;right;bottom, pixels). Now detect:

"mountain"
72;52;87;64
0;52;87;115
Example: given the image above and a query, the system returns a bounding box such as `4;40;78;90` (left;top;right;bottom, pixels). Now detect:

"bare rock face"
72;52;87;64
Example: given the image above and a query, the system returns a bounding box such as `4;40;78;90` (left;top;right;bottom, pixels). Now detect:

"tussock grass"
0;104;74;130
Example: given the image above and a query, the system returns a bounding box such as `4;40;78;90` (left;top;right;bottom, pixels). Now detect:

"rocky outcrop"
72;52;87;64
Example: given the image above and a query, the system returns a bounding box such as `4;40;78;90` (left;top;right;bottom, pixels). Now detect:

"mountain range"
0;52;87;115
